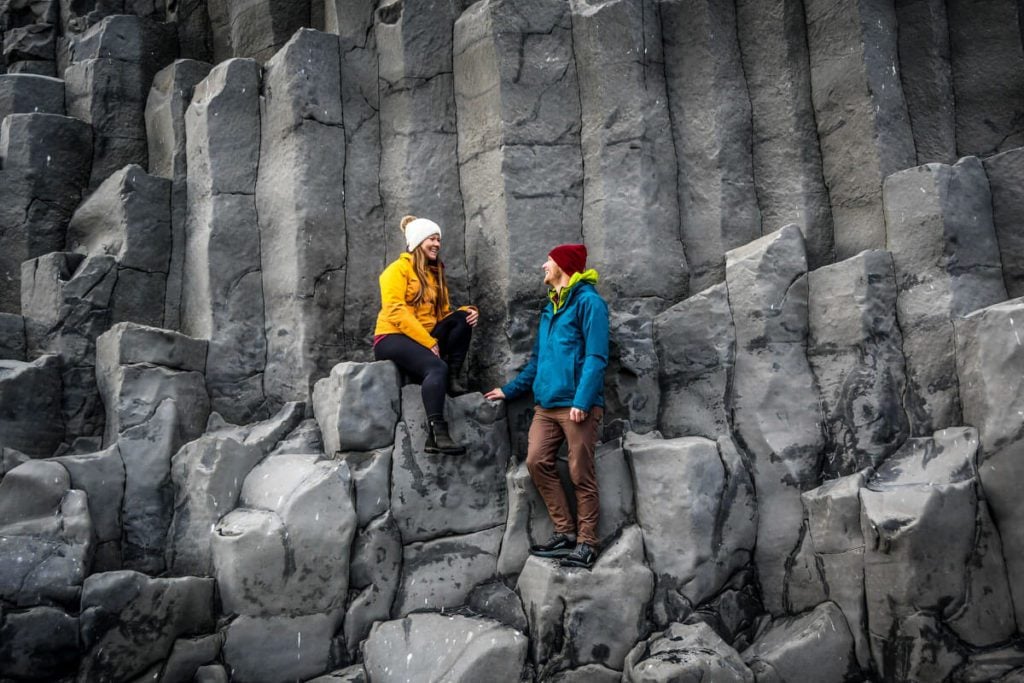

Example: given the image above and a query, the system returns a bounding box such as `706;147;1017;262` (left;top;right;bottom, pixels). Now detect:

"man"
484;244;609;569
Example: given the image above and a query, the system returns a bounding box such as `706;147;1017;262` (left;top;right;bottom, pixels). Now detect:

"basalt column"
453;0;584;387
256;29;346;409
181;58;267;423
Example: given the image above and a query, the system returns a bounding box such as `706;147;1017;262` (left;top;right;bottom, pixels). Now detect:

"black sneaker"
560;543;598;569
529;533;576;558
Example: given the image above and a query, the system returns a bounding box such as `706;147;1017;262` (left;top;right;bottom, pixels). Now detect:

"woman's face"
418;234;441;260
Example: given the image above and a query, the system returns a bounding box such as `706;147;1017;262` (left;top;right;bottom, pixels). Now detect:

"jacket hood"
549;268;600;312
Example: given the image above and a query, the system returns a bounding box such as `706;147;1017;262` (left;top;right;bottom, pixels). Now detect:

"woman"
373;215;478;455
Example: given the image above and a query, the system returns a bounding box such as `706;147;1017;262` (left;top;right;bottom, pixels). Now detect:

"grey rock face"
453;0;583;387
313;361;401;455
894;0;957;164
182;58;267;423
3;23;55;67
726;225;824;615
654;282;734;439
956;297;1024;628
0;312;26;360
391;387;509;542
161;633;224;683
362;613;528;683
661;0;760;291
624;432;756;626
341;446;392;528
206;0;310;64
69;14;176;76
468;580;529;633
78;570;215;683
145;58;213;329
605;299;662;435
735;0;835;269
884;157;1007;435
222;611;342;683
393;525;503;616
804;0;916;259
0;112;91;314
571;0;687;300
861;428;1015;678
517;525;653;676
258;29;346;409
53;443;125;549
983;148;1024;298
0;72;62;119
807;250;909;476
344;512;402;658
742;602;860;682
623;621;754;683
0;355;62;456
0;606;79;679
948;0;1024;156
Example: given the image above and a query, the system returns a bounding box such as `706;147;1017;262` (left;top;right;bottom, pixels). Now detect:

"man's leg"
526;407;576;554
562;407;602;548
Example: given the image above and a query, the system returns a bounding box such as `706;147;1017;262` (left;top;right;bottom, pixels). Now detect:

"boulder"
221;611;342;683
0;606;78;679
467;581;529;634
623;621;753;683
624;432;756;625
517;525;654;676
362;613;528;682
312;361;401;455
0;355;62;456
742;602;860;682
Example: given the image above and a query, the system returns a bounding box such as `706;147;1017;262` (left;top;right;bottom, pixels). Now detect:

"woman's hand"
484;388;505;401
466;307;479;327
430;344;440;357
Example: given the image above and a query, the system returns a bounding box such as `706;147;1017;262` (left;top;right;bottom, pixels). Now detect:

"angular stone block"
206;0;310;64
363;613;527;683
661;0;760;290
0;354;62;456
53;443;125;545
3;23;55;63
0;312;25;360
884;157;1008;434
742;602;860;681
312;362;400;455
341;446;392;527
983;148;1024;298
69;14;176;80
161;634;223;683
605;299;662;435
517;525;653;676
0;606;79;679
623;621;753;683
804;0;916;258
807;250;909;476
0;72;63;119
222;611;341;683
344;512;402;658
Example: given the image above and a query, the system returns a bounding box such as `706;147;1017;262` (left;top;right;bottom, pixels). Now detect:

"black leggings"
374;310;472;419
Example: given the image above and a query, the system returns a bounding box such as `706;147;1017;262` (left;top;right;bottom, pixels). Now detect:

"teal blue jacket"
501;270;609;411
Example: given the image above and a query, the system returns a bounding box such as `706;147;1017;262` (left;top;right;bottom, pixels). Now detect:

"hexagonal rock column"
206;0;311;64
78;570;215;683
181;58;267;424
623;621;753;683
623;432;756;627
3;24;56;76
860;427;1015;679
725;225;824;615
803;0;916;259
806;250;909;477
0;112;91;314
660;0;760;291
362;613;528;682
742;602;860;681
222;612;342;683
735;0;835;269
0;73;64;119
312;361;401;455
883;157;1007;435
654;281;734;439
0;355;63;457
67;14;177;82
53;444;125;571
570;0;687;301
66;163;172;328
145;58;213;329
453;0;584;387
517;525;654;677
948;0;1024;157
257;29;346;409
344;512;402;658
376;0;467;292
956;297;1024;628
983;147;1024;298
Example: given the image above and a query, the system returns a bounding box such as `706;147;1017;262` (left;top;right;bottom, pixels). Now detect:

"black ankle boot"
446;360;467;396
425;418;466;455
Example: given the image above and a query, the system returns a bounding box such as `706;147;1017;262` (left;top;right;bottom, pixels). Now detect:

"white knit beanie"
403;217;442;252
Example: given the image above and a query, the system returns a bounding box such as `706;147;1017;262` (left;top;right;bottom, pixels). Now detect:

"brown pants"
526;406;603;546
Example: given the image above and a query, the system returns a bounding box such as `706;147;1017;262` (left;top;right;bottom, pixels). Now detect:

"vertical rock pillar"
182;58;267;423
453;0;584;386
256;29;346;409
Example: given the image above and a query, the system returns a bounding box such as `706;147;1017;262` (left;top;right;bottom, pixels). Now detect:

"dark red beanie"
549;244;587;276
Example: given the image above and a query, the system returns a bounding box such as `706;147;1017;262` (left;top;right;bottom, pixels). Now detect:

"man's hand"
466;307;479;327
484;388;505;401
569;407;587;423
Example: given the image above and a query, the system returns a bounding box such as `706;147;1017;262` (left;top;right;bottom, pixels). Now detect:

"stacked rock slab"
803;0;916;259
181;58;267;423
0;112;91;313
660;0;760;291
54;443;126;571
883;157;1007;435
206;0;310;64
145;58;213;329
257;29;346;409
0;72;64;119
983;148;1024;298
623;621;753;682
735;0;834;269
376;0;467;293
0;355;63;456
726;225;824;615
453;0;583;387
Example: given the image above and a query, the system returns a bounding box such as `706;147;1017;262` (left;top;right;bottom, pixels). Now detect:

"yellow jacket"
374;253;469;349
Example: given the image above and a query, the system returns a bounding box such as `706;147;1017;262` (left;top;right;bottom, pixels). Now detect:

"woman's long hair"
402;215;450;320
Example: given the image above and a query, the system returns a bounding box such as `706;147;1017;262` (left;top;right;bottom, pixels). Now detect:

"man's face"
542;256;563;287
